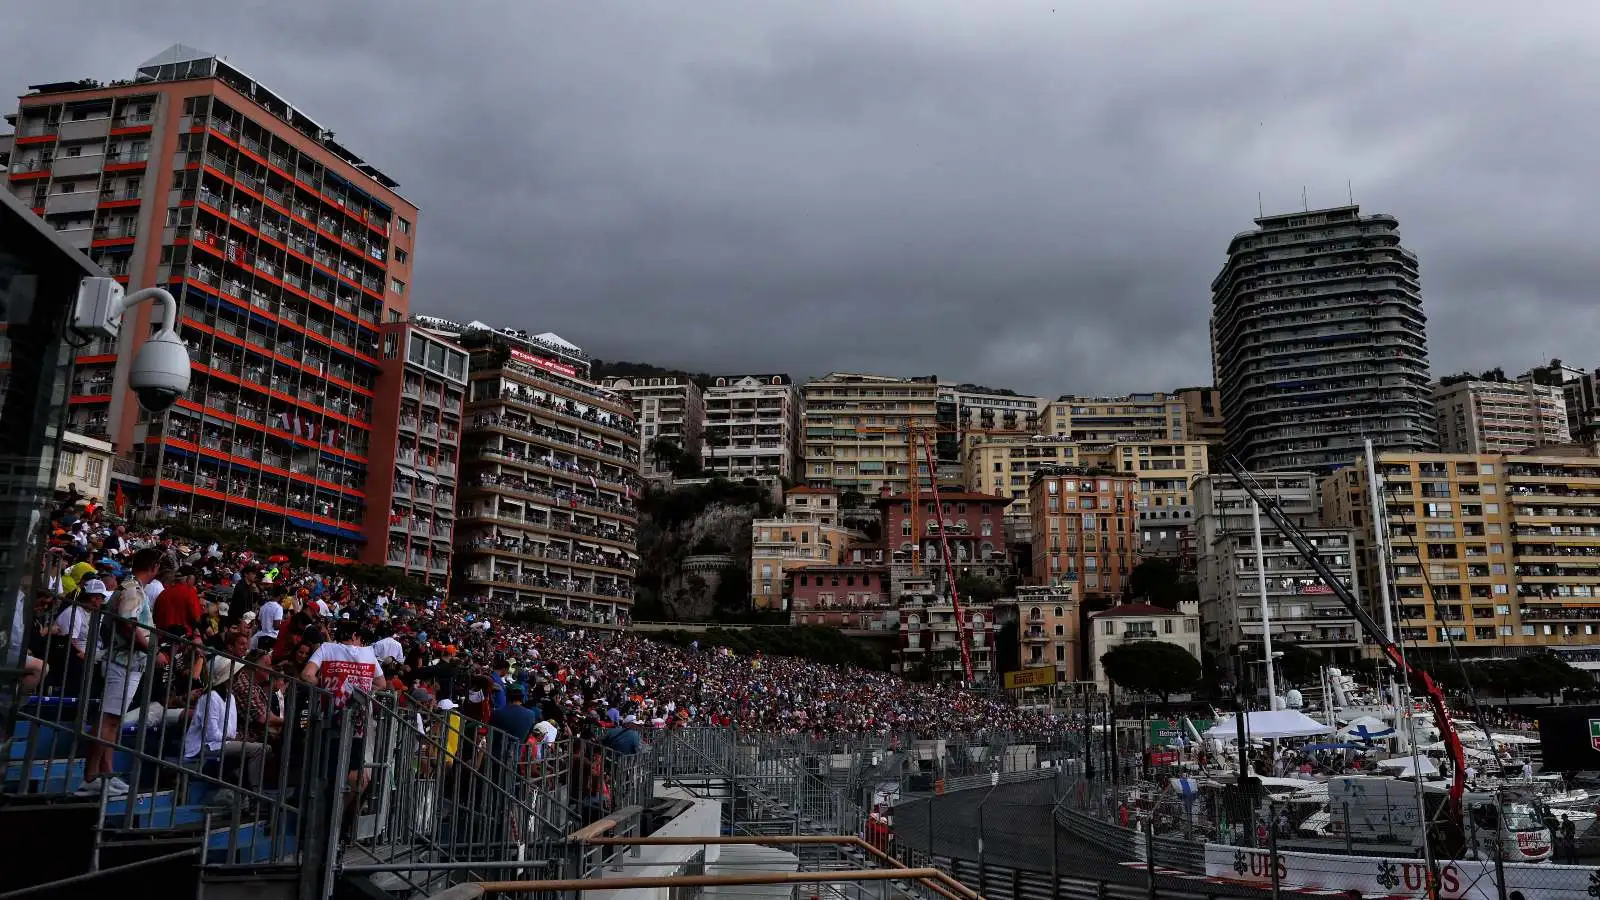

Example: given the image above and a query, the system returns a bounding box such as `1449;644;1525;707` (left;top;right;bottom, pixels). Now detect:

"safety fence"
0;595;653;899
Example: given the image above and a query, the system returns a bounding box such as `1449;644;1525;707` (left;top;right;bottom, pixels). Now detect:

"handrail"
478;868;955;895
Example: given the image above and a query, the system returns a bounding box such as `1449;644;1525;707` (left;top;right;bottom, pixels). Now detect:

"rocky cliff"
633;479;780;621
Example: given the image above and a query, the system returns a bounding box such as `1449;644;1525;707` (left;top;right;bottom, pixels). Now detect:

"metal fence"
1;594;654;899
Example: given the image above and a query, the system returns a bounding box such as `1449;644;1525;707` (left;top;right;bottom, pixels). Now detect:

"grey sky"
8;2;1599;395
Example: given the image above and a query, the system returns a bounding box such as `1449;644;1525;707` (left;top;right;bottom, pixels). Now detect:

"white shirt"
372;636;404;664
258;599;284;637
143;579;165;619
55;605;98;656
184;690;238;758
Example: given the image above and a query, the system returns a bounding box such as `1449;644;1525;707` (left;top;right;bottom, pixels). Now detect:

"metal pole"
1365;439;1400;732
976;802;987;899
1144;817;1158;900
1493;787;1509;900
1252;500;1278;710
1268;800;1282;900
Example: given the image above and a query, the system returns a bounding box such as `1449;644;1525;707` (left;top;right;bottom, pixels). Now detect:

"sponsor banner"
1204;844;1593;899
1003;667;1058;689
509;346;577;378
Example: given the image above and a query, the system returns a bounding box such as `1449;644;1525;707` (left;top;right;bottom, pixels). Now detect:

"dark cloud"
8;2;1599;393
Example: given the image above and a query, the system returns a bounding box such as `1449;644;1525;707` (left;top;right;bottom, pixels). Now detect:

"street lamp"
72;279;191;412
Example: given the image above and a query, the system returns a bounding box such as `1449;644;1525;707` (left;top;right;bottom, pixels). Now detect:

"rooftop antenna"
1257;191;1263;218
1347;179;1355;205
1302;186;1309;211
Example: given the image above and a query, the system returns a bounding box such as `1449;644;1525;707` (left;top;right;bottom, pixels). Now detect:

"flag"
114;483;126;517
588;474;598;489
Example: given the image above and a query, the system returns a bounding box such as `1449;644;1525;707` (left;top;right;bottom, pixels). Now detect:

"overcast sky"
8;2;1599;395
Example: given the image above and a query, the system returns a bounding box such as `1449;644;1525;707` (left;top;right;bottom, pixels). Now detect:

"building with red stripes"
2;45;417;564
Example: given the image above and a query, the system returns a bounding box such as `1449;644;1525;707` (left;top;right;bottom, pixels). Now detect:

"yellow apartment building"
1321;447;1600;655
1041;393;1188;443
802;373;943;494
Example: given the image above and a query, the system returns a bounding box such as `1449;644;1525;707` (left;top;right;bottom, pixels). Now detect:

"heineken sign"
1590;719;1600;752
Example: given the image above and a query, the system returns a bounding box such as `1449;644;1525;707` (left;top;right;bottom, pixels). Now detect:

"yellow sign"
1004;667;1059;689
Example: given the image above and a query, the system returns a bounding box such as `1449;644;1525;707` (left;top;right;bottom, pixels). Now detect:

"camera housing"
129;328;191;413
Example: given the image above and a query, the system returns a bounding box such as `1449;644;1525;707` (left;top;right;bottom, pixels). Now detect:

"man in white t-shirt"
254;592;285;650
79;549;164;798
302;620;386;831
370;624;403;666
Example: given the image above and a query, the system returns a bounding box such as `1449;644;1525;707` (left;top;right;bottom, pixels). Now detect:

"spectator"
78;547;163;798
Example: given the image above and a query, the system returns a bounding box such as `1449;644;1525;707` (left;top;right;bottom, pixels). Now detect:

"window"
398;217;412;235
391;277;406;294
395;247;409;264
1163;619;1174;634
84;457;103;486
1104;621;1114;636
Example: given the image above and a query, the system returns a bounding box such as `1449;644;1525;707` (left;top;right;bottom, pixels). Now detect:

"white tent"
1205;710;1333;741
1490;732;1540;746
1338;716;1396;742
1378;756;1440;777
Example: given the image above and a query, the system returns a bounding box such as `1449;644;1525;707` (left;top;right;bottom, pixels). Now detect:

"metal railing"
3;598;655;898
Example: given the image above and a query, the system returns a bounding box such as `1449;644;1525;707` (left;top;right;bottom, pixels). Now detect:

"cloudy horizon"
7;2;1598;395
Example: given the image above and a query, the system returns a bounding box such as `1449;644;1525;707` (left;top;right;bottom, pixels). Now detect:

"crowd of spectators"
19;505;1060;801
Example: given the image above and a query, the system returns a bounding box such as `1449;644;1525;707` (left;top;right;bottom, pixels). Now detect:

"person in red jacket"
153;566;204;637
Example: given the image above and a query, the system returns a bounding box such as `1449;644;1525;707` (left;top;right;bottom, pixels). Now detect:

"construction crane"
1218;456;1468;832
848;421;975;681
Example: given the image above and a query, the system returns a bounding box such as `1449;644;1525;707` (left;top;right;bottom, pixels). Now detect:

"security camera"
73;280;192;413
129;327;191;413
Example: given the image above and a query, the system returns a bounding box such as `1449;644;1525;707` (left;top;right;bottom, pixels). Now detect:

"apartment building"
1211;205;1435;473
1174;387;1225;447
1028;467;1141;600
1014;585;1080;682
697;374;800;480
1321;448;1600;657
1522;359;1600;448
802;373;943;494
362;322;467;589
750;486;866;610
55;431;115;507
1432;378;1569;454
898;573;996;681
1085;600;1202;695
1041;393;1187;443
4;46;417;563
1084;439;1211;559
966;435;1209;555
1193;472;1362;660
603;375;704;481
441;322;641;627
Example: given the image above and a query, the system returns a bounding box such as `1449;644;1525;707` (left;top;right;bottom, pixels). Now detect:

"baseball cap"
80;578;115;599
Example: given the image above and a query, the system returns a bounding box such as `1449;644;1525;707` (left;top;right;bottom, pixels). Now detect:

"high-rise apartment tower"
1210;205;1435;473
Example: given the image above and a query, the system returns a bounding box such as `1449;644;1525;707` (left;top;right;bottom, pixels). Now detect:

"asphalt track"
893;779;1275;897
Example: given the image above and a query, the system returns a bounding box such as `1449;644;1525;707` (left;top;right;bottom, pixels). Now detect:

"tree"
1099;641;1202;705
1124;558;1198;611
1276;644;1325;686
955;573;1003;604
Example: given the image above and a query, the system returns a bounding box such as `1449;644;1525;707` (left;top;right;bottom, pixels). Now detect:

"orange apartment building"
1028;466;1142;601
3;46;417;563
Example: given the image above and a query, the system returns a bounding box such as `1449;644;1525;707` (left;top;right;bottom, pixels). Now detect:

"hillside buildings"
1086;600;1202;695
1211;205;1435;473
802;373;946;495
700;374;801;481
602;375;704;482
1042;393;1188;443
437;320;641;627
1431;378;1569;454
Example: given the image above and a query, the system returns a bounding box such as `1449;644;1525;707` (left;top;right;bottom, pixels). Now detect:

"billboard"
1536;705;1600;771
509;346;578;378
1004;667;1059;689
